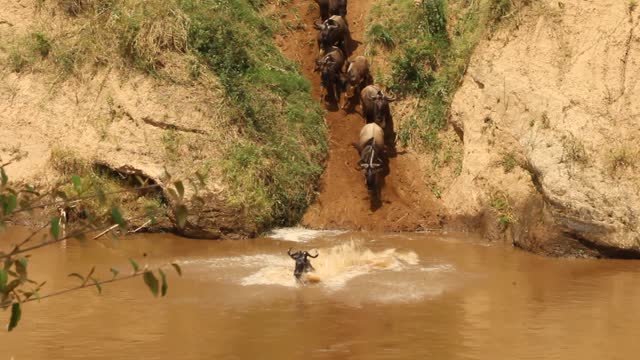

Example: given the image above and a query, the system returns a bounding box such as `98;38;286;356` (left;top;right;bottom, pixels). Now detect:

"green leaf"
171;263;182;277
143;271;159;297
68;273;85;283
129;259;139;272
163;166;172;180
71;175;81;193
134;175;146;186
50;217;61;240
111;207;125;229
4;194;17;214
0;168;7;186
8;303;21;331
91;278;102;294
167;188;179;202
15;258;27;280
159;269;168;297
110;267;119;279
175;205;188;229
85;266;95;285
96;188;107;205
4;279;20;295
34;281;46;291
174;181;185;200
0;269;7;292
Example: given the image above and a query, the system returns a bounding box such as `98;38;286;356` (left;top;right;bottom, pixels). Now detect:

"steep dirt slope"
448;0;640;256
0;0;251;237
275;0;445;232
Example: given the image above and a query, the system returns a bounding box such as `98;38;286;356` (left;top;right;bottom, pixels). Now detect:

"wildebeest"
360;85;395;129
315;0;347;21
341;56;373;111
287;248;319;282
356;123;386;200
314;15;351;58
314;46;345;105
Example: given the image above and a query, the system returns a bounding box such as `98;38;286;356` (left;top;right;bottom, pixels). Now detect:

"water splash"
241;240;421;290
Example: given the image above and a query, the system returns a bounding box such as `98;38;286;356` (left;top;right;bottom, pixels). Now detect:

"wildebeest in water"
287;248;319;283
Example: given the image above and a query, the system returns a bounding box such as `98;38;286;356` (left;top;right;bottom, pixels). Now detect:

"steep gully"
274;0;446;232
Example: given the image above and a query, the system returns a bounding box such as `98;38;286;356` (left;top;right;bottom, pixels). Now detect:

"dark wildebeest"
360;85;395;128
360;85;396;152
314;46;345;105
287;248;319;282
356;123;385;201
315;0;347;21
341;56;373;111
314;15;351;58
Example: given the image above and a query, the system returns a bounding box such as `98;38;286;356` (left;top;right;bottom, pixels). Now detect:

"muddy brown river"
1;228;640;359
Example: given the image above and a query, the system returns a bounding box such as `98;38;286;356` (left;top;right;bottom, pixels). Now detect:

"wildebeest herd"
312;0;396;206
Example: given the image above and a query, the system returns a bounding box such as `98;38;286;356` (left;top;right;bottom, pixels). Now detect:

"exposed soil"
275;0;445;232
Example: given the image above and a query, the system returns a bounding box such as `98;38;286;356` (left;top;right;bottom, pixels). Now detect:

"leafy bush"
367;24;396;49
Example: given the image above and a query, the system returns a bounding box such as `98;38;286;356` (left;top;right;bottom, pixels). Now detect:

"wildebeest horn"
288;247;294;255
385;94;396;102
313;21;324;30
328;24;338;29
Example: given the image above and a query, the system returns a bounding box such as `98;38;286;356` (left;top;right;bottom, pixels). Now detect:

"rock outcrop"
447;0;640;257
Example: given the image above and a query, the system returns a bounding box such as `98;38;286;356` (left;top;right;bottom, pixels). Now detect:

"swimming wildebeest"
287;248;319;282
315;0;347;21
314;46;345;105
356;123;386;200
360;85;395;129
341;56;373;111
314;15;351;58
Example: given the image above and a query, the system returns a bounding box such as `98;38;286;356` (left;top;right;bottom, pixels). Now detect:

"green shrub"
367;24;396;49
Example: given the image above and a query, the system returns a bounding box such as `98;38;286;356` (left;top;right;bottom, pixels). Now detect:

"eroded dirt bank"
447;0;640;257
275;0;446;232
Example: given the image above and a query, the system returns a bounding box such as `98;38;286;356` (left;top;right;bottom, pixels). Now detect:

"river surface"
1;228;640;359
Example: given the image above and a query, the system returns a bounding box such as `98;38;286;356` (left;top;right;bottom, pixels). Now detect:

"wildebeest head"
368;90;396;124
288;248;319;279
359;138;384;192
314;19;339;56
315;57;338;87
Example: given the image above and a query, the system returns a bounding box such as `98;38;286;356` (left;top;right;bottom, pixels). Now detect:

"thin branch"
13;183;164;214
11;223;50;250
22;272;141;304
91;224;119;240
2;211;168;260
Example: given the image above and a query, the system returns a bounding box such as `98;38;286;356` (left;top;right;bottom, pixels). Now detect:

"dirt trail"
275;0;444;232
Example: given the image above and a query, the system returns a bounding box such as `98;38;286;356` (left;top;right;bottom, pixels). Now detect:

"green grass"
607;147;637;175
14;0;328;233
368;0;521;156
183;0;327;230
49;147;165;225
499;152;518;173
490;192;515;230
367;24;396;49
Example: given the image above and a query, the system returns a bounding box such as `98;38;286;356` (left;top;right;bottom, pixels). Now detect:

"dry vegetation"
2;0;328;233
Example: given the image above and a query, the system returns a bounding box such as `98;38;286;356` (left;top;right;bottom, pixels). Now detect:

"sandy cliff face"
448;0;640;256
0;1;248;238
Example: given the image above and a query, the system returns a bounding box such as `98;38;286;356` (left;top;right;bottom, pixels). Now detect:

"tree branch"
13;184;164;214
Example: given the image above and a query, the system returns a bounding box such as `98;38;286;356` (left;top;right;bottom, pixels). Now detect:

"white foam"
239;240;426;291
266;227;346;243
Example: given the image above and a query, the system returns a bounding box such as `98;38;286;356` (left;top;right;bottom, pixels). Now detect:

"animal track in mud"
275;0;444;232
